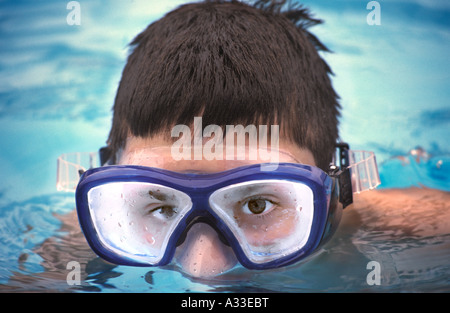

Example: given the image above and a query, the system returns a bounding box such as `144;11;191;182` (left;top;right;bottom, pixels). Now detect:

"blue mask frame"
76;162;346;270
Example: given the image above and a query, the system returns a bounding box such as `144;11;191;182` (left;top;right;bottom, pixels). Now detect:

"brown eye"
247;199;267;214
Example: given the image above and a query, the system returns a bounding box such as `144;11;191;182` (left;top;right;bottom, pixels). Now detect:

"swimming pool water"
0;0;449;292
0;150;448;292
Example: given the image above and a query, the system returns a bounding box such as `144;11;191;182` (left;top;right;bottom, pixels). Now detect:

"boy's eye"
148;205;178;220
242;198;275;215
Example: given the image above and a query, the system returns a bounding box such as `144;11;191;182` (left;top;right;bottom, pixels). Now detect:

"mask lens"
209;180;314;264
87;182;192;265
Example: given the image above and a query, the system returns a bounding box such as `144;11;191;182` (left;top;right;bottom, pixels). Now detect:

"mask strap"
56;151;100;192
56;146;115;192
330;143;381;209
347;149;381;193
99;146;114;166
329;143;352;208
57;145;381;197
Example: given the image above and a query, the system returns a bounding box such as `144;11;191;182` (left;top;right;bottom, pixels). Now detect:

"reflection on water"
350;187;450;292
1;152;449;292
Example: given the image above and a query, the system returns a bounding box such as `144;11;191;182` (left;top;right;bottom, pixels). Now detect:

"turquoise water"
0;0;449;292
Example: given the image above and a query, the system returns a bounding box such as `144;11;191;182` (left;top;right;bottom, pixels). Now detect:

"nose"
174;223;237;278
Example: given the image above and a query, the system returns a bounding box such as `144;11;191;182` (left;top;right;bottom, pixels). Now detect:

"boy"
70;0;380;278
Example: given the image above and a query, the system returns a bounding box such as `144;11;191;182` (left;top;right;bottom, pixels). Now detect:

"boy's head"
99;0;342;278
107;0;340;171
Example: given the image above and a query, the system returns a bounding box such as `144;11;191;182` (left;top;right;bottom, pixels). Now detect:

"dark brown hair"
107;0;340;170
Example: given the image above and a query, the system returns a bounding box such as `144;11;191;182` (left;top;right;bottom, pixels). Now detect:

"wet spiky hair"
107;0;340;170
254;0;330;52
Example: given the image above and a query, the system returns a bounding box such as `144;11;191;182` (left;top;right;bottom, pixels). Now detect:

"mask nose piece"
176;216;231;247
174;222;237;278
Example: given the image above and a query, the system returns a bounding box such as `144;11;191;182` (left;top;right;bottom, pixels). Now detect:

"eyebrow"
147;190;167;201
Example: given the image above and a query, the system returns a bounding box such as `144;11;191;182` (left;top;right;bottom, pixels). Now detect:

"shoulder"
348;187;450;237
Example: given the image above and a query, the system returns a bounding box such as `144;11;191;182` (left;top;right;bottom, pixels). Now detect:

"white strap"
347;150;381;194
56;150;381;193
56;152;99;192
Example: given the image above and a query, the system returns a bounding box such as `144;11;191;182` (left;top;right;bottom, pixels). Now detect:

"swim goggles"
57;144;380;270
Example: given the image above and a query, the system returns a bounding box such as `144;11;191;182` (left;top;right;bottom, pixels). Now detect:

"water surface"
0;0;449;292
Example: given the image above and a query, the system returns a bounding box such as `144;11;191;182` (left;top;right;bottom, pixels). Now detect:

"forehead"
118;135;316;172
